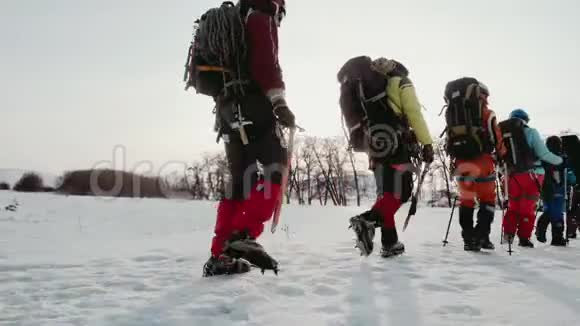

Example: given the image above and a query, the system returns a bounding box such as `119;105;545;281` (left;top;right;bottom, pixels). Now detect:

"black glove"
422;144;434;164
273;98;295;128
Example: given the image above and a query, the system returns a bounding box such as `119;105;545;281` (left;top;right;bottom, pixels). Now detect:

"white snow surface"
1;192;580;326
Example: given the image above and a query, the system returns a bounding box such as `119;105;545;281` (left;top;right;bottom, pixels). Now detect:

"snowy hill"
1;192;580;325
0;169;59;188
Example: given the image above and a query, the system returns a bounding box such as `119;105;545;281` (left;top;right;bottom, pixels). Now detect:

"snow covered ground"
1;191;580;326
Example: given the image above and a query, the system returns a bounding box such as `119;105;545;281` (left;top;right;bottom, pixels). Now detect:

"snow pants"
455;154;497;240
544;193;565;225
455;154;497;208
210;127;287;257
503;173;544;239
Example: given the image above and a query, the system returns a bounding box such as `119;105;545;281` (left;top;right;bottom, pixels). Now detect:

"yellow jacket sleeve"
387;77;433;145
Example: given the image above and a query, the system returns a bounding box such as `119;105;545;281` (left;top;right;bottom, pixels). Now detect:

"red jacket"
245;10;285;100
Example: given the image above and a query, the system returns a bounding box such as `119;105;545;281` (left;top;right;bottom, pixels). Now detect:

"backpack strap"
365;91;387;103
357;79;369;117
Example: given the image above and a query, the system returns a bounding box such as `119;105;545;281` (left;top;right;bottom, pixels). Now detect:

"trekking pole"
497;177;507;245
271;126;297;234
503;163;514;256
442;196;458;246
403;162;431;232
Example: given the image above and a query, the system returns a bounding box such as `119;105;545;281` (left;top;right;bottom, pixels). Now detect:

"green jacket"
386;76;433;146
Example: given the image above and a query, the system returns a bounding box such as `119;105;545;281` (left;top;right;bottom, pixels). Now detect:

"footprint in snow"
450;282;479;291
328;268;354;279
315;304;343;315
89;258;121;268
0;263;83;272
335;246;356;254
553;263;576;271
302;256;327;267
188;304;234;317
132;254;169;263
275;284;306;297
434;304;482;317
0;274;35;284
310;275;346;286
420;282;456;293
313;284;341;296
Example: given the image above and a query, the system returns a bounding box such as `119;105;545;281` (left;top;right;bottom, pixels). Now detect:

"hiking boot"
475;204;495;247
480;237;495;250
536;213;550;243
464;238;482;252
224;234;279;274
202;255;251;277
380;227;403;257
551;237;568;246
552;223;568;247
536;230;547;243
380;241;405;258
349;212;378;256
518;237;535;248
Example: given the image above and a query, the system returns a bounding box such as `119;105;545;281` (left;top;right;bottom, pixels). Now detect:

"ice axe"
271;125;303;234
403;162;431;232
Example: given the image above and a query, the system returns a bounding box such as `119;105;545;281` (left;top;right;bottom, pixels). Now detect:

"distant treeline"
1;136;461;207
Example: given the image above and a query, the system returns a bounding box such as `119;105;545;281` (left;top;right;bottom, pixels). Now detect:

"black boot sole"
349;218;375;256
225;241;279;275
380;247;405;258
203;258;252;277
480;244;495;250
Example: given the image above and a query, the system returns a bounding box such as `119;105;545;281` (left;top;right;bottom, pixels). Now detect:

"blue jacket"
524;126;563;175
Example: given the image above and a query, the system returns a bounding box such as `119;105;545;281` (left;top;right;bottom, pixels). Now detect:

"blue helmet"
510;109;530;123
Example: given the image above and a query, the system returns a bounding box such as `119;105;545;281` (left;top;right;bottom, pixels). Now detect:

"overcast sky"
1;0;579;174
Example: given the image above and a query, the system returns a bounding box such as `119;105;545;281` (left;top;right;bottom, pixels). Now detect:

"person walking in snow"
500;109;563;248
443;78;507;252
536;136;577;246
184;0;295;277
561;134;580;239
338;57;434;258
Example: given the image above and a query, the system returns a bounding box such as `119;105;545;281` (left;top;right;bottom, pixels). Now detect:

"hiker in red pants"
184;1;294;276
500;109;563;248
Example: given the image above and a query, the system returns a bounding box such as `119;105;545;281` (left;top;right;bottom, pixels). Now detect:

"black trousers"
372;161;414;203
223;127;287;200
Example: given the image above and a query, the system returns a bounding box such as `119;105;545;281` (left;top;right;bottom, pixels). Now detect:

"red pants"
210;181;281;257
373;193;403;228
371;163;413;229
502;173;544;239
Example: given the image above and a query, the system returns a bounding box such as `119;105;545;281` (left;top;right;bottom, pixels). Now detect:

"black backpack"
337;56;405;158
183;2;247;97
499;118;536;173
444;77;491;160
562;134;580;177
